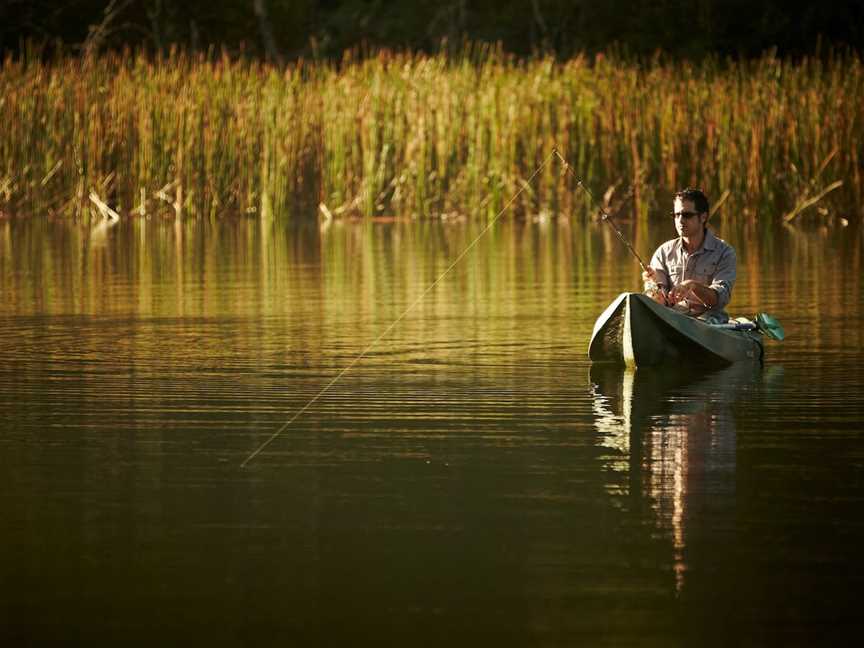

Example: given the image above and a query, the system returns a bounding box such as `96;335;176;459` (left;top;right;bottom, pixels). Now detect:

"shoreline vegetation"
1;47;860;223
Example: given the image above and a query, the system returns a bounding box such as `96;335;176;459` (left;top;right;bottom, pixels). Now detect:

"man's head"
673;187;709;237
674;188;709;215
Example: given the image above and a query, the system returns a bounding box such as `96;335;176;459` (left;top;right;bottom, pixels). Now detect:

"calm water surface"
1;215;863;646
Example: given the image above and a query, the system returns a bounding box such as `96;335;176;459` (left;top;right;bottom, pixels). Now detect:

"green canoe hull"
589;293;764;368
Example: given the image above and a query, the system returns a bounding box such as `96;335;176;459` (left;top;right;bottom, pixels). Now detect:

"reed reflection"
591;362;772;596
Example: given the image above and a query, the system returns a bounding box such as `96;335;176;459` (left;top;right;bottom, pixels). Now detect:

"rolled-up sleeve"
709;247;736;310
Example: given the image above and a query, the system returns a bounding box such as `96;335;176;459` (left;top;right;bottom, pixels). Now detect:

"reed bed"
1;48;861;221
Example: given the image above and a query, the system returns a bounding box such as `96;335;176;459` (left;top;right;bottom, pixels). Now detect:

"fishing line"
241;150;558;468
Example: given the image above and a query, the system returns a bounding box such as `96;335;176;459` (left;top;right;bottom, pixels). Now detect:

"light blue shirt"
648;228;737;317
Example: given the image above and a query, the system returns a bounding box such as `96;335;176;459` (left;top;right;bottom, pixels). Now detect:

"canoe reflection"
590;362;770;594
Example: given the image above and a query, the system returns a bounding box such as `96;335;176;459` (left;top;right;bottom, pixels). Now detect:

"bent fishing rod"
552;148;709;308
552;148;648;273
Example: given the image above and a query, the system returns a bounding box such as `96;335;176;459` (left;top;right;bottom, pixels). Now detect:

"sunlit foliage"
1;48;860;221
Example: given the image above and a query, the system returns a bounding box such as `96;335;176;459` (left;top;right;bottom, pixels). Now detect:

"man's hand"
642;267;669;305
668;280;717;310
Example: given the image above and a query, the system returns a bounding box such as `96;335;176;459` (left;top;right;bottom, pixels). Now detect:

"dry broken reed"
0;47;860;221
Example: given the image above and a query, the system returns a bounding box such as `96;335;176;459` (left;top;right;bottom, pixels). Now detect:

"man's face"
673;197;707;237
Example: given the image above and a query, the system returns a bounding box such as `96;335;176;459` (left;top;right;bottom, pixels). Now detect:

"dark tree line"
3;0;863;60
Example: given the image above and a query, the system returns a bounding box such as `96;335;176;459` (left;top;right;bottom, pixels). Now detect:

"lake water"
2;214;862;645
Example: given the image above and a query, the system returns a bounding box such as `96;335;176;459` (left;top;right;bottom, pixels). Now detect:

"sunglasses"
671;210;701;219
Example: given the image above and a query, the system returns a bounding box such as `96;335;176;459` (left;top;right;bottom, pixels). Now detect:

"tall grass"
1;47;861;221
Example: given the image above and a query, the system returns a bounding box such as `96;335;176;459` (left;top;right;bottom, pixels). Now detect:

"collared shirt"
649;228;737;313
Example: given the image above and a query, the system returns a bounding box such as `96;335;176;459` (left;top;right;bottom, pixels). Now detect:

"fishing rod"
553;148;710;310
553;148;648;273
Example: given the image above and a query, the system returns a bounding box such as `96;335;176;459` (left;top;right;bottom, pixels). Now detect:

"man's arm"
707;247;737;311
669;246;736;310
669;280;718;308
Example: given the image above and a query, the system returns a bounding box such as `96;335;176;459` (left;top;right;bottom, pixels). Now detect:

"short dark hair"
674;188;709;215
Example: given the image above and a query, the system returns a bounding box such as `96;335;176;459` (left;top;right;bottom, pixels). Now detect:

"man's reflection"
591;363;764;594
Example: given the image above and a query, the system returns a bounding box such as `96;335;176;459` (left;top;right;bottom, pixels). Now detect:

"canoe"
588;292;763;368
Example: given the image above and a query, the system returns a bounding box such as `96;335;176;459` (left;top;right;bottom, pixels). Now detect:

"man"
642;188;736;324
